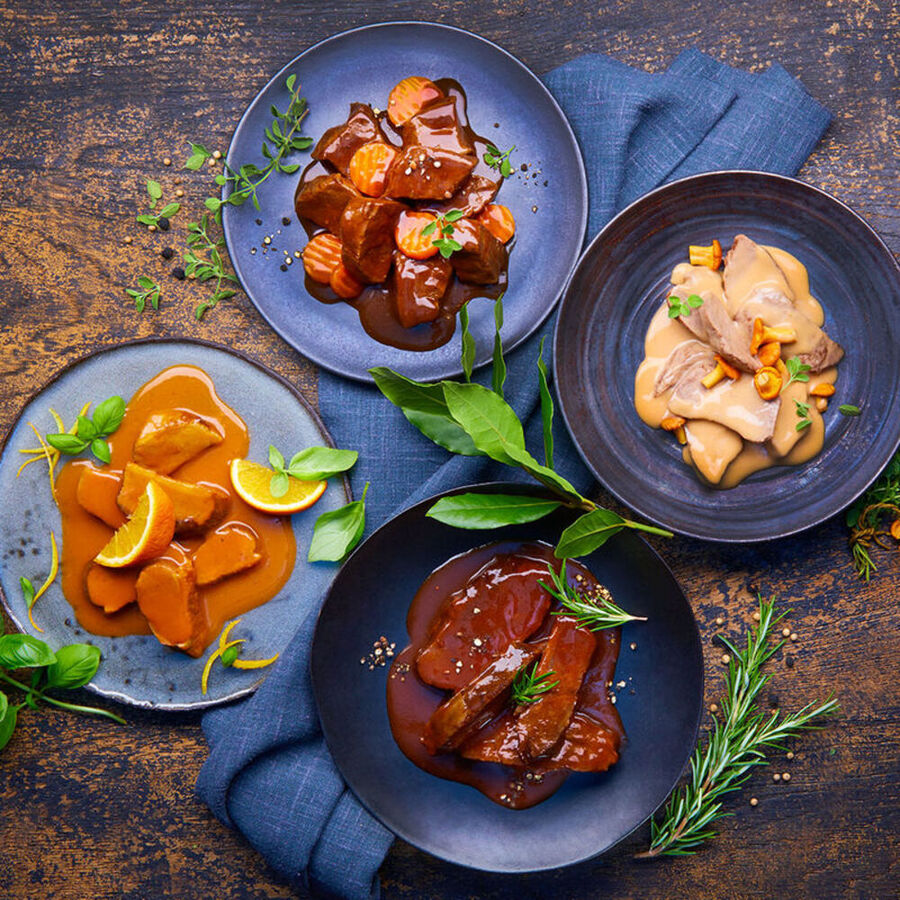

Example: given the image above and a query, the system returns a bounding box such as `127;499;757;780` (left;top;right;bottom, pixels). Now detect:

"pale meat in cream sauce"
634;235;844;487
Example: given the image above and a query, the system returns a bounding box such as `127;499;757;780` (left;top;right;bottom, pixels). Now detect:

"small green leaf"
426;493;561;529
421;221;437;238
76;415;97;440
537;336;555;469
184;154;206;171
205;197;221;212
269;470;290;498
839;404;861;417
286;74;296;92
459;305;475;383
444;209;465;222
268;445;285;471
796;419;812;432
146;179;163;206
45;433;88;455
220;645;240;667
92;396;126;436
44;644;101;689
287;447;358;480
0;634;57;669
90;439;111;463
308;485;368;562
136;214;158;226
491;294;506;398
20;577;35;610
0;699;17;752
158;202;181;219
555;509;626;559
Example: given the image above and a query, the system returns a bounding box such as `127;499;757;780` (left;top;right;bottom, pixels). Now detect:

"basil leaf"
537;336;554;468
76;415;98;440
491;295;506;398
287;447;358;480
426;493;561;529
0;634;57;670
268;445;285;471
555;509;626;559
44;644;100;690
92;395;125;435
20;577;35;610
308;486;368;562
442;381;526;466
459;306;476;383
0;699;17;752
370;367;480;456
270;470;290;498
91;439;111;464
45;433;87;454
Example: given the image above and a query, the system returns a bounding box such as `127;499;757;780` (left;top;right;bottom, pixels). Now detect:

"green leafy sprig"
667;294;704;319
794;398;812;432
45;396;125;465
637;596;838;858
308;483;369;563
539;560;646;630
846;451;900;580
137;180;180;229
371;304;672;559
0;632;125;752
266;444;359;498
783;356;811;390
483;143;516;178
421;209;465;258
510;661;558;706
126;276;162;314
184;214;239;319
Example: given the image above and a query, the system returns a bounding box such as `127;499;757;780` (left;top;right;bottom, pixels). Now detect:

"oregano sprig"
125;276;161;314
483;143;516;178
783;356;811;390
184;214;239;319
667;294;704;319
421;209;465;258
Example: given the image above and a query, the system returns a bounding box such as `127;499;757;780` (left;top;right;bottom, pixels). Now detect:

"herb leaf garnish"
421;209;465;258
846;450;899;579
125;276;161;313
839;404;861;417
491;295;507;398
638;596;838;857
184;214;239;319
426;493;562;529
794;398;812;432
783;356;811;389
45;396;125;465
667;294;704;319
511;662;559;706
267;444;358;498
308;483;369;562
483;143;516;178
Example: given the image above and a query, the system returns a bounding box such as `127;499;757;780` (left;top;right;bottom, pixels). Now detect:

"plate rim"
553;168;900;543
221;19;589;384
310;480;704;872
0;335;350;711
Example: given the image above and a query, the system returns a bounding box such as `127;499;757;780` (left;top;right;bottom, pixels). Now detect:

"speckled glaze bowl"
554;171;900;543
0;339;348;710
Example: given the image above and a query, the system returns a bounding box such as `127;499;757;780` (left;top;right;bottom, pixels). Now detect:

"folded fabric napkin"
197;48;831;898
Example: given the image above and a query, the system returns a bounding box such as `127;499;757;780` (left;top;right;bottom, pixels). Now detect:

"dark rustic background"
1;2;898;897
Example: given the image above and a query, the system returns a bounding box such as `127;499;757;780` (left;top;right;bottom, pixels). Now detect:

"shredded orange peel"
200;617;280;694
17;403;91;502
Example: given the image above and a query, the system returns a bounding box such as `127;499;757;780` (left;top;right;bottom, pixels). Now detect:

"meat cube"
135;548;205;656
449;218;507;285
425;173;500;218
294;173;361;234
76;465;126;529
516;616;596;759
391;251;452;327
192;524;262;586
85;563;137;614
416;551;551;691
400;96;474;156
339;196;406;283
311;102;386;176
117;463;228;535
383;146;475;201
131;409;223;475
422;643;540;754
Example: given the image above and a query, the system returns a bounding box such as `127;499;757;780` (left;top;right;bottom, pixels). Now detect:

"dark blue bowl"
222;22;587;383
554;171;900;543
311;483;703;871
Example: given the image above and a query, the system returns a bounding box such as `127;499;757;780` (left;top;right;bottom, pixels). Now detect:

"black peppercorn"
161;247;174;260
282;216;291;226
171;267;186;280
157;216;170;231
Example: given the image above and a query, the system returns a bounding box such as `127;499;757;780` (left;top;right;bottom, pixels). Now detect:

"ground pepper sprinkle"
361;636;395;670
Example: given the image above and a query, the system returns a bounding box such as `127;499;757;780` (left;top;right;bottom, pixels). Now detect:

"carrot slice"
302;233;343;284
330;263;365;299
477;203;516;243
395;210;439;260
387;76;443;127
349;142;398;197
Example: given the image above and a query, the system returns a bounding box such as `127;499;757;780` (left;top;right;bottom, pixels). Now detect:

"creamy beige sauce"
634;240;839;488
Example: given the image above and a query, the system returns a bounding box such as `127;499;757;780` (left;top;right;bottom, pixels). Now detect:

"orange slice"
229;459;326;514
94;481;175;568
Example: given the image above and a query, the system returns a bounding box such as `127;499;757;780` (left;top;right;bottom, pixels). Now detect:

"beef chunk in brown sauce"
311;103;386;176
339;197;406;284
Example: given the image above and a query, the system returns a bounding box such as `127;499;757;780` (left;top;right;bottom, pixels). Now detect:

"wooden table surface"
1;1;898;897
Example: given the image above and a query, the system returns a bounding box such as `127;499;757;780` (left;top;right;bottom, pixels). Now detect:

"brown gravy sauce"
634;244;837;487
386;541;624;809
55;366;296;653
297;78;508;351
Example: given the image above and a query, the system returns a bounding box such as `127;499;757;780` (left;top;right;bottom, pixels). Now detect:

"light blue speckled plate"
0;339;348;710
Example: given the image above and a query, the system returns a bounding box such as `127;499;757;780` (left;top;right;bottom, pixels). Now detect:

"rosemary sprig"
846;451;900;579
511;662;559;706
184;214;239;319
539;560;646;630
637;596;838;858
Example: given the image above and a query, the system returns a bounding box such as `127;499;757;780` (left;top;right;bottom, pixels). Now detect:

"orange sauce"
55;365;296;654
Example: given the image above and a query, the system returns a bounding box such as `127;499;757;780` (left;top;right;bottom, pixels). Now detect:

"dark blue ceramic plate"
0;339;348;710
554;171;900;543
222;22;587;383
311;483;703;872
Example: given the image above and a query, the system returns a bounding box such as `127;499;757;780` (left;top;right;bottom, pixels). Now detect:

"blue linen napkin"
197;49;831;898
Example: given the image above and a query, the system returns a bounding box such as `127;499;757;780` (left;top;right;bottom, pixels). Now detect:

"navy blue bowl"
311;483;703;871
554;171;900;543
222;22;587;383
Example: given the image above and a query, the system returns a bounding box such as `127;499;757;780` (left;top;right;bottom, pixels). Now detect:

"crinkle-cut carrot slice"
395;210;439;260
387;76;443;127
302;233;343;284
477;203;516;243
330;263;365;299
349;142;398;197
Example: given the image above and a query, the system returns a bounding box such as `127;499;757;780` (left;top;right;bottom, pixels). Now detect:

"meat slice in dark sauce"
450;218;508;285
383;146;475;200
311;102;386;175
391;251;452;327
425;172;500;218
294;173;361;233
400;95;475;156
388;541;626;809
339;197;405;283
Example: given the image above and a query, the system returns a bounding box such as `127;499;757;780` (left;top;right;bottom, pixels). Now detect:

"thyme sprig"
539;560;646;630
511;662;558;706
483;143;516;178
846;451;900;579
637;596;838;858
125;276;161;314
421;209;464;258
184;214;239;319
